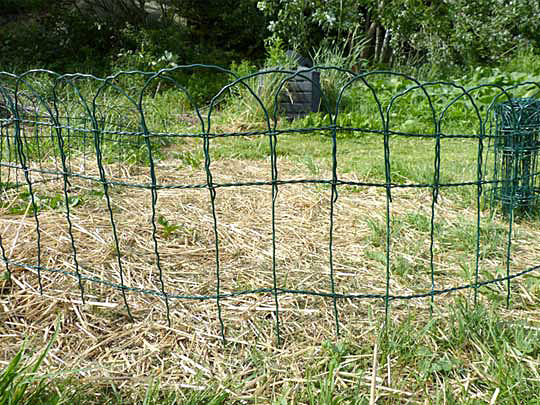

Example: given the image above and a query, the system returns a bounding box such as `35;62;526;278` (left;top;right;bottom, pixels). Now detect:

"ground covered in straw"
2;149;540;403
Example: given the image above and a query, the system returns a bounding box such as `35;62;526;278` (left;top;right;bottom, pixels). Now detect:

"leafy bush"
257;0;363;56
257;0;540;70
382;0;540;68
0;2;122;73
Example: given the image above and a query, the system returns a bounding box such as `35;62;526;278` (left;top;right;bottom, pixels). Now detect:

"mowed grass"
2;69;540;404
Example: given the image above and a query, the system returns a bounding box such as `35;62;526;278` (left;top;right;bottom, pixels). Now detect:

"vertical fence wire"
13;79;43;294
474;107;485;306
430;119;441;309
52;82;86;303
269;127;281;344
383;109;392;324
140;75;173;326
203;121;226;343
141;109;172;327
328;117;340;337
90;82;134;321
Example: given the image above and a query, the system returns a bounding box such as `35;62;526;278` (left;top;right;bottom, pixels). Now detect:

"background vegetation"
1;0;539;75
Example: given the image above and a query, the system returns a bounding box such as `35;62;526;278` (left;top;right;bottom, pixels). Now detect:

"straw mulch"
1;152;540;402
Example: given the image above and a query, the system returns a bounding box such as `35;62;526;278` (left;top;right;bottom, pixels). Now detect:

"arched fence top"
2;66;539;135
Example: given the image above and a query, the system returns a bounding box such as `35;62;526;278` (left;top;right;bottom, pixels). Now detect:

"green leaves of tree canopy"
0;0;267;72
381;0;540;67
257;0;540;68
1;0;539;72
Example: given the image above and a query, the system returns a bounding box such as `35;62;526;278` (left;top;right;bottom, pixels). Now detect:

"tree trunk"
361;21;377;61
374;25;381;63
379;28;391;65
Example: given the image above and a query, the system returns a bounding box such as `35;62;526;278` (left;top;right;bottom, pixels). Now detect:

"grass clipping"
1;152;540;402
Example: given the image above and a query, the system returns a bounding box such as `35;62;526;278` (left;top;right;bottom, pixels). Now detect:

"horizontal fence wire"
1;66;540;343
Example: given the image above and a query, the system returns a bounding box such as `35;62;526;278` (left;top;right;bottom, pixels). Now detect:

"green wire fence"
1;66;539;344
492;98;540;213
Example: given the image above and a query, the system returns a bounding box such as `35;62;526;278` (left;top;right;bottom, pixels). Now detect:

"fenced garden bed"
1;66;540;403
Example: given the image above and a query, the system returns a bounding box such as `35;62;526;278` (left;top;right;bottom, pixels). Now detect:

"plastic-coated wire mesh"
492;98;540;213
1;66;539;345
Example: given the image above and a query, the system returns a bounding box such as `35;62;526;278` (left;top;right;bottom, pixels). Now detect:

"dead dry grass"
1;152;540;402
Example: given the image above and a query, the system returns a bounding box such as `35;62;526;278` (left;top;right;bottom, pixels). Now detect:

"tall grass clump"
0;321;61;405
225;38;299;125
310;29;366;113
225;34;367;126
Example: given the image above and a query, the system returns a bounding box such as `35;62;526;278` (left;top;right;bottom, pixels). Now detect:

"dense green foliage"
1;0;539;75
258;0;540;68
381;0;540;67
0;0;266;73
